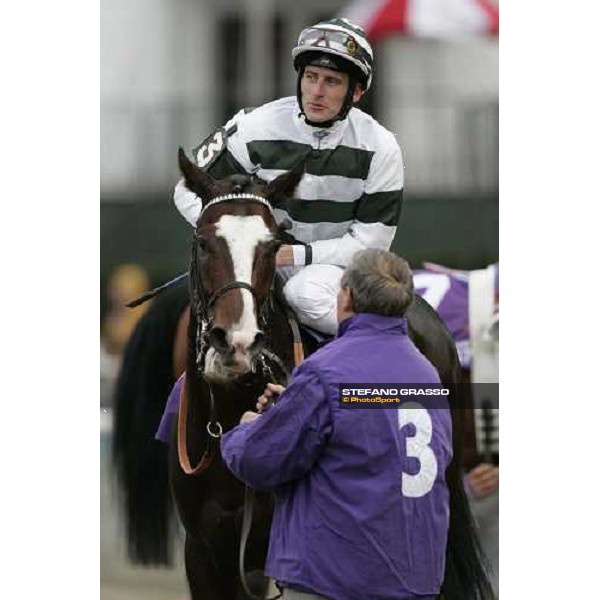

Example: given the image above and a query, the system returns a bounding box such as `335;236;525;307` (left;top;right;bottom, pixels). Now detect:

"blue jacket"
221;313;452;600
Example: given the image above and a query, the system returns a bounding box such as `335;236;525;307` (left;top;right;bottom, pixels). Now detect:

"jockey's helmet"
292;18;374;125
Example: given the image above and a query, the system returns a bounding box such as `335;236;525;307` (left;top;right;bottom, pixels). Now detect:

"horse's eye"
195;235;207;251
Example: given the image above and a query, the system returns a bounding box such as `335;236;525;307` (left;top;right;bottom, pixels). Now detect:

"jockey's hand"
276;245;294;267
467;463;499;499
240;411;261;424
256;383;286;413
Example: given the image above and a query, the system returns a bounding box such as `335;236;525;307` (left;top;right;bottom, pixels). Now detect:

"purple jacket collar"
337;312;408;338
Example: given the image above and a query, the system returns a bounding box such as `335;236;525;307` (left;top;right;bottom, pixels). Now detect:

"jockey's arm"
174;109;255;226
295;132;404;268
173;178;203;227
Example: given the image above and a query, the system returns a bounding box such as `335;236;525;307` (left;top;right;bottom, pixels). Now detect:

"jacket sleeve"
307;131;404;267
220;364;332;491
173;109;257;226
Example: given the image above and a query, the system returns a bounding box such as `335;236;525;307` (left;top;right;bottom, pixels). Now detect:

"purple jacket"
221;313;452;600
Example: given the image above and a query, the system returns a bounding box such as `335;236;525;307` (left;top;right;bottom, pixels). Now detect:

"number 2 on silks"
398;402;438;498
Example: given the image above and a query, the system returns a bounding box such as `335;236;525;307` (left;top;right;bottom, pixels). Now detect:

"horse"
113;151;494;599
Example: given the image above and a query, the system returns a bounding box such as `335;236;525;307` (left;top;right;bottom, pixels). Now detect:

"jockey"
174;18;404;335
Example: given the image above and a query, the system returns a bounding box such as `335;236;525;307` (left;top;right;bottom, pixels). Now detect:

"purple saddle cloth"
155;374;185;444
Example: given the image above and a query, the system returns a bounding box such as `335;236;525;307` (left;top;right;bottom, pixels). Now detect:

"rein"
176;377;221;476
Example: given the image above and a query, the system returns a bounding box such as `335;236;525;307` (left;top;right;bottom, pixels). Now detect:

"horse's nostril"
209;327;230;353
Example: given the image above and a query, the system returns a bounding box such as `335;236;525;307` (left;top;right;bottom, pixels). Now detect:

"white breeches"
278;264;344;336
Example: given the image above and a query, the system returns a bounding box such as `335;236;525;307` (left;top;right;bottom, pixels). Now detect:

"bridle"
179;192;290;476
179;191;304;600
189;193;278;373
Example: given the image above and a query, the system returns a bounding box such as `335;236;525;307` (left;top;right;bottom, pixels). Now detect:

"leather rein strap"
240;485;280;600
177;376;222;476
286;304;305;366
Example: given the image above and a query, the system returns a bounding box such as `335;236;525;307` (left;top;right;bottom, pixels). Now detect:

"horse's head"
178;148;303;384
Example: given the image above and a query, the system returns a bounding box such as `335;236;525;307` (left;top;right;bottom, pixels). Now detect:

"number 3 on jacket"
194;127;228;169
399;403;438;498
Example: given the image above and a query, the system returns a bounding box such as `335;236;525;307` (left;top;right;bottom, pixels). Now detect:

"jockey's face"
301;65;363;123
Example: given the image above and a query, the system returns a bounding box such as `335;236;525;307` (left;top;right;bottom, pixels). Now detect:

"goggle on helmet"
292;19;374;91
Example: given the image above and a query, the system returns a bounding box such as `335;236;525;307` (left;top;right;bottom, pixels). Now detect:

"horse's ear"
265;161;305;206
178;147;218;200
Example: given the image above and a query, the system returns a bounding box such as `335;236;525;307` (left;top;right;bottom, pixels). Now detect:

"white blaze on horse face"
215;214;273;350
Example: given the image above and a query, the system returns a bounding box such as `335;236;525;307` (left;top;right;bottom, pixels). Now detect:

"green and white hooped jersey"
174;96;404;267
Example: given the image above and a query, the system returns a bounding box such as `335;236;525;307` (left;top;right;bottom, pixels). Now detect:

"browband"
199;193;274;220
